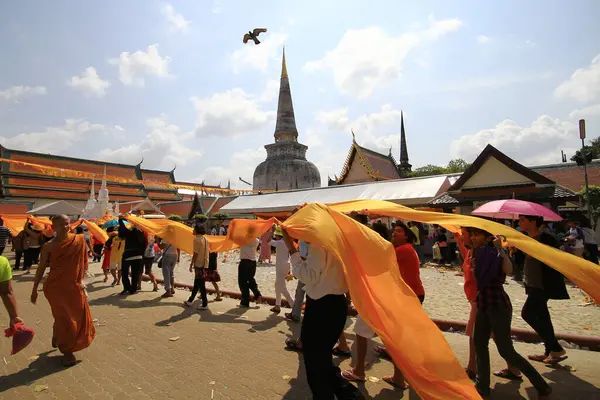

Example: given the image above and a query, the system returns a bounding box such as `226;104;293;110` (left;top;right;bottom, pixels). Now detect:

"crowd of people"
0;208;582;399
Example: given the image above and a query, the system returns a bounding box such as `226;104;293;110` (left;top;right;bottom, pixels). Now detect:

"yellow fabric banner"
328;200;600;303
70;219;109;244
121;200;600;400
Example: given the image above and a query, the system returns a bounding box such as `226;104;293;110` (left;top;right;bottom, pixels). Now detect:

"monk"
30;214;96;366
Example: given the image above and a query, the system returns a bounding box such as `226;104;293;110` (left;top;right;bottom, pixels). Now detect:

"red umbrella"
472;199;562;221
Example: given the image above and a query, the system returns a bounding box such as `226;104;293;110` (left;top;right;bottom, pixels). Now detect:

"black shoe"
120;290;128;295
239;303;250;308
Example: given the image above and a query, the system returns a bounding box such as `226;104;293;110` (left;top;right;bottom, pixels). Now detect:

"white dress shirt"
269;239;290;267
290;245;348;300
240;238;259;261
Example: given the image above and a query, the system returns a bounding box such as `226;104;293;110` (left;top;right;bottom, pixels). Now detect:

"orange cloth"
395;244;424;297
70;219;108;244
43;234;95;354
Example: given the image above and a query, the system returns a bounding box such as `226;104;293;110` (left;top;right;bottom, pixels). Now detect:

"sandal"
528;354;549;362
332;347;352;357
493;369;522;381
383;376;408;390
285;339;303;352
284;313;300;322
544;354;568;364
214;297;223;302
270;307;281;313
341;369;366;382
375;346;391;360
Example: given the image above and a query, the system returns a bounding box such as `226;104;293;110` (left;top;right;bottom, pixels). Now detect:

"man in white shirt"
238;236;262;307
285;240;309;322
282;230;361;399
269;229;294;313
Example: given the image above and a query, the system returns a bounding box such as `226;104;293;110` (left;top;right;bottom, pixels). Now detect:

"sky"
1;0;600;189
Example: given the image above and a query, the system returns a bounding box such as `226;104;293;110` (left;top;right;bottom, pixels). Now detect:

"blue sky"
1;0;600;188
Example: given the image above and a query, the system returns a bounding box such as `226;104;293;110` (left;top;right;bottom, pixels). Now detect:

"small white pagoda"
82;166;120;219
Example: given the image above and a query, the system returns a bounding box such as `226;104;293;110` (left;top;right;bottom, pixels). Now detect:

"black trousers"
14;250;23;270
188;268;208;307
92;244;104;262
0;246;4;256
474;305;549;397
584;243;599;264
301;294;361;400
522;287;563;354
24;247;41;270
238;259;261;306
122;258;143;294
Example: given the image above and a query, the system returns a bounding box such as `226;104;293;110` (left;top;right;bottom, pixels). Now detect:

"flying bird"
243;28;267;45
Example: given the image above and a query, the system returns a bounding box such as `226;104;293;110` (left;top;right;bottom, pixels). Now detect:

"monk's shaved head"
51;214;69;223
51;214;70;236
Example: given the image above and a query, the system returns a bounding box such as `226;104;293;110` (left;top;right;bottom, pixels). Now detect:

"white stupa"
83;166;119;219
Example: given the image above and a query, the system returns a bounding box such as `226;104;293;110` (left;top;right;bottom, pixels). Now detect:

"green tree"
580;185;600;224
571;137;600;163
212;212;229;222
409;164;447;177
167;214;183;221
446;158;470;173
193;213;209;222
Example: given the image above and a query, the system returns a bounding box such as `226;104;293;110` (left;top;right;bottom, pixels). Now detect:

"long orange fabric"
43;234;95;354
328;200;600;303
121;200;600;399
70;219;109;244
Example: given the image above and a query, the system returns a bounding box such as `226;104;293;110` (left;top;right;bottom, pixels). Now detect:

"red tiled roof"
141;170;173;188
6;153;137;181
532;162;600;192
0;202;32;214
158;201;193;217
209;197;236;214
359;146;401;180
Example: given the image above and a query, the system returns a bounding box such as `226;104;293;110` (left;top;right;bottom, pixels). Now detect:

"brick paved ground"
1;263;600;399
177;251;600;337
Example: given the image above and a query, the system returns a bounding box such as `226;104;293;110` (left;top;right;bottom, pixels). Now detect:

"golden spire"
281;45;288;78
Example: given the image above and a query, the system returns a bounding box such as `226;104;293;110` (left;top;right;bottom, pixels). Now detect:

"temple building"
0;146;197;214
253;49;321;191
328;111;412;186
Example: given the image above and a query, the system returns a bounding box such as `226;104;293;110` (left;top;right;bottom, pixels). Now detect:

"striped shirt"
0;226;11;247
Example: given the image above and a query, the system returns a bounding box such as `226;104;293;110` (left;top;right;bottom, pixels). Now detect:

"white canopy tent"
221;174;458;214
28;200;83;216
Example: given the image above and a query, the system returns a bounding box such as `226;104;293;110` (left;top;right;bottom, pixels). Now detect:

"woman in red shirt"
392;222;425;302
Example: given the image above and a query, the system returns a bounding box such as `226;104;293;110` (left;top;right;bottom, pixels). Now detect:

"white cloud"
110;44;171;87
190;85;275;138
114;125;125;131
554;54;600;102
0;85;47;102
211;0;223;14
476;35;491;44
0;119;107;153
67;67;110;98
230;32;288;73
162;4;190;33
98;115;202;170
197;147;266;188
450;115;580;165
569;103;600;120
304;17;462;98
312;105;405;167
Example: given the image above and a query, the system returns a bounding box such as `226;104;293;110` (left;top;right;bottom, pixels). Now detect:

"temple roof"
332;136;401;185
0;146;179;202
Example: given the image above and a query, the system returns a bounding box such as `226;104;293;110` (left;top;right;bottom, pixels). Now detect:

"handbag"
157;245;171;268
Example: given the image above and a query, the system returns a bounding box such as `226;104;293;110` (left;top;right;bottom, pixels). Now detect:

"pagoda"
253;48;321;191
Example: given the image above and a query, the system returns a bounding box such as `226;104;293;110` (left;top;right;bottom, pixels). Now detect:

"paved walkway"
173;251;600;337
2;265;600;399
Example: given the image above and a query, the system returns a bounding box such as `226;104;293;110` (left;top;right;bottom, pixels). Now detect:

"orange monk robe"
43;234;95;354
